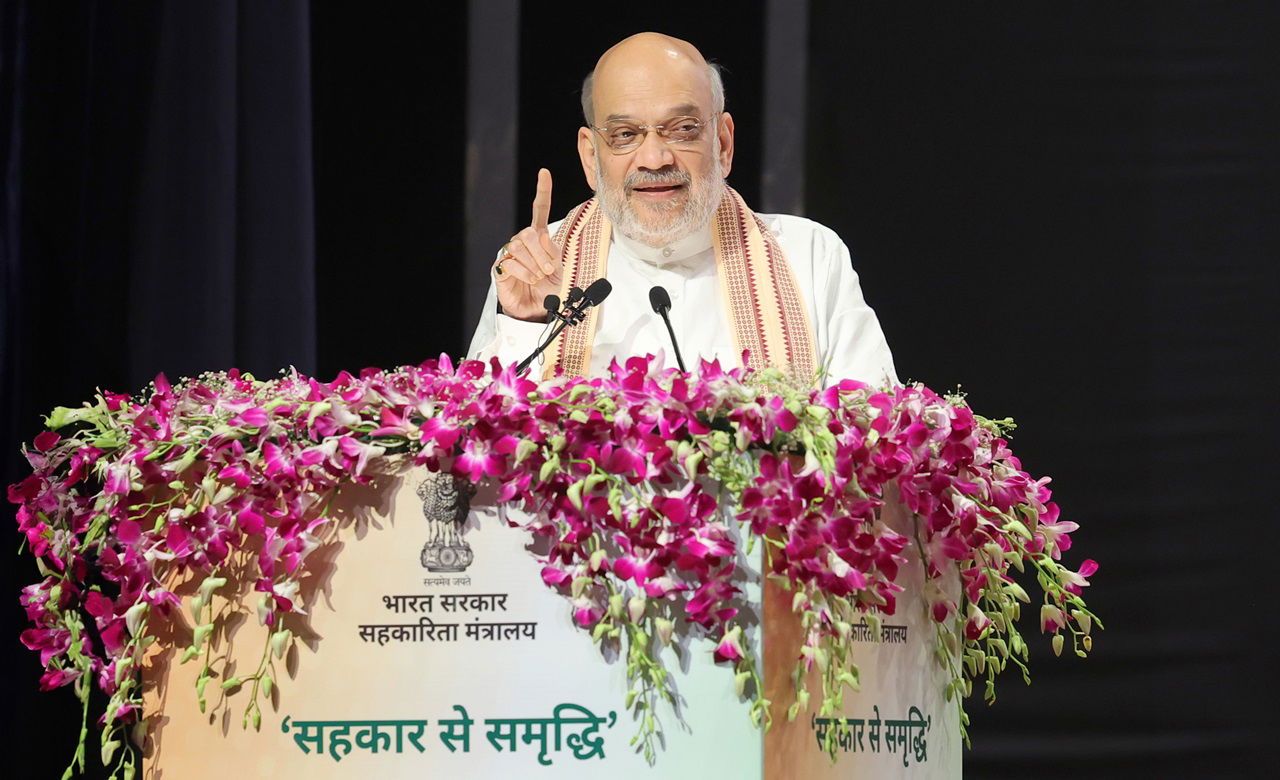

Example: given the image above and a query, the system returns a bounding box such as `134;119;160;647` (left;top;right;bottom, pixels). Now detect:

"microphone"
544;294;565;324
583;279;612;307
648;286;686;372
516;278;611;375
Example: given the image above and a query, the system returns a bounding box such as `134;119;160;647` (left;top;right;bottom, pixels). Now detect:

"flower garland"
8;355;1099;778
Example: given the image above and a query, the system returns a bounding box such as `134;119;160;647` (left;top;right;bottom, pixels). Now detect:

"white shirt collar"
612;222;714;267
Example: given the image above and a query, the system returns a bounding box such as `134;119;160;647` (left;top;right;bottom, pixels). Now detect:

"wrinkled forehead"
591;56;714;123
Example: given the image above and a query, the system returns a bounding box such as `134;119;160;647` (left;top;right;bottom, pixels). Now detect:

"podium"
142;466;961;778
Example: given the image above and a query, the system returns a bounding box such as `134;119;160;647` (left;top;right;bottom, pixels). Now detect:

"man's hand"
494;168;563;322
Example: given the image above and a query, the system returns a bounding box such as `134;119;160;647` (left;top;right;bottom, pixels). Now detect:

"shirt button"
662;247;673;258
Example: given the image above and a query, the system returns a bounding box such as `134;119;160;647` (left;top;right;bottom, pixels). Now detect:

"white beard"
595;138;724;248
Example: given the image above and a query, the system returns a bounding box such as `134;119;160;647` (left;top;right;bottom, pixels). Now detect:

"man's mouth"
630;183;685;198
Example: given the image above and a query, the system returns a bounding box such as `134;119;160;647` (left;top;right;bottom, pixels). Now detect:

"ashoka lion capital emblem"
418;471;476;573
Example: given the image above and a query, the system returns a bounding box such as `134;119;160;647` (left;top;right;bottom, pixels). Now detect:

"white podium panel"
765;491;962;778
143;467;959;778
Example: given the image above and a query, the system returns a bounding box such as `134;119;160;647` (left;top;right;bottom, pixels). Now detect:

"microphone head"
566;286;585;304
648;286;672;314
583;278;613;306
543;294;561;313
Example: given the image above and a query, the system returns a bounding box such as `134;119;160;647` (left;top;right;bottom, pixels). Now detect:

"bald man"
469;33;896;387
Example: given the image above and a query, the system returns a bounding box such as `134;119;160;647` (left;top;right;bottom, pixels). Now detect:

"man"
468;32;896;387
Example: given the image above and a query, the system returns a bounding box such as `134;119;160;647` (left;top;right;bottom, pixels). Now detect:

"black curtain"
2;2;316;775
807;2;1280;776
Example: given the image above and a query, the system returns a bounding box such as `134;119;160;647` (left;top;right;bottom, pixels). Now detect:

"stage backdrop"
3;2;1277;778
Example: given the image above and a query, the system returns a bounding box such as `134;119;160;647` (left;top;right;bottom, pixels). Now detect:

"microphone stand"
515;295;592;375
656;307;687;372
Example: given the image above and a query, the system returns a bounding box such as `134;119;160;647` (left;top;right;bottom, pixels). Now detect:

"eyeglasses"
589;116;711;154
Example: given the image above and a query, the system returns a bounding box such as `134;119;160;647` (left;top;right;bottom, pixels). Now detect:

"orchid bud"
734;671;751;697
654;618;675;646
627;596;646;624
1082;634;1093;652
130;719;148;749
791;591;809;613
123;602;148;636
220;676;242;691
172;448;198;474
1004;582;1030;603
191;624;213;650
589;549;608;572
198;576;228;600
812;647;829;672
270;629;292;659
1071;609;1092;634
795;687;810;713
608;593;624;619
262;674;274;698
1051;633;1064;656
608;487;623;522
305;401;332;426
512;438;536;466
837;671;860;692
538;455;560;482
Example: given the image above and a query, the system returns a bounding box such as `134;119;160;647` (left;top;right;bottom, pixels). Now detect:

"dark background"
3;2;1278;777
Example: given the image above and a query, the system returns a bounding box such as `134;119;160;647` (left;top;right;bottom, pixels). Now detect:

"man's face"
578;54;734;248
593;121;722;248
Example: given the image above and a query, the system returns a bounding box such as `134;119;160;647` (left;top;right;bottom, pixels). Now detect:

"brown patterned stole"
541;184;816;382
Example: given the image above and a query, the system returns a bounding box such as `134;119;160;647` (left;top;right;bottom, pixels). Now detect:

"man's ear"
577;128;598;191
717;112;735;179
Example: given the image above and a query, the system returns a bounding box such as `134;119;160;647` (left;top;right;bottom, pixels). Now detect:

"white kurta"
467;213;898;387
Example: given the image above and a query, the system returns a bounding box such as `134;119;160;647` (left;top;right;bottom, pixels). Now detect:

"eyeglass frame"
587;115;716;155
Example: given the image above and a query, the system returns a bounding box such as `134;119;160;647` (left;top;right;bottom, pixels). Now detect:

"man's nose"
632;129;675;170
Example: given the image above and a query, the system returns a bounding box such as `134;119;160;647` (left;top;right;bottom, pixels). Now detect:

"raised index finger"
531;168;553;232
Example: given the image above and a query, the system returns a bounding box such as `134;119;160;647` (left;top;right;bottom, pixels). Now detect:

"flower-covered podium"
10;356;1099;780
142;467;959;779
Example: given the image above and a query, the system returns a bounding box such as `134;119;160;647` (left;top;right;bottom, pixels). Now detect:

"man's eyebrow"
601;104;704;123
